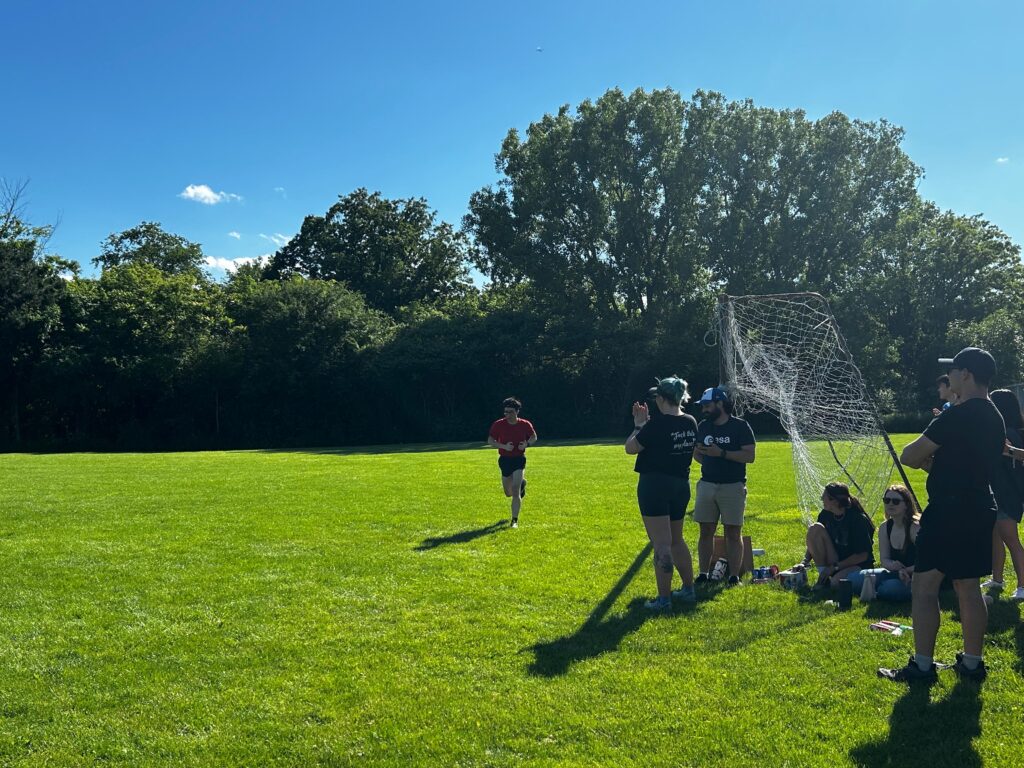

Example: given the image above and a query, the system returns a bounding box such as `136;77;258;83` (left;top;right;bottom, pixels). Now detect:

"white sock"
961;653;983;670
914;654;933;672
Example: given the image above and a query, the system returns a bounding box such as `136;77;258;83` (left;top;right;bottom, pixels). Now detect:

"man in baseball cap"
879;346;1005;683
937;347;996;383
692;386;756;586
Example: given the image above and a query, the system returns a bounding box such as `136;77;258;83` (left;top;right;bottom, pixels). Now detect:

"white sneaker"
1011;587;1024;601
981;579;1004;590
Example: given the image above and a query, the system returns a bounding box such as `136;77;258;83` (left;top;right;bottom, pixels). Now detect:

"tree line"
3;88;1022;450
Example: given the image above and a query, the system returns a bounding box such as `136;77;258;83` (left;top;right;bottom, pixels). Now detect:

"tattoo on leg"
656;552;674;573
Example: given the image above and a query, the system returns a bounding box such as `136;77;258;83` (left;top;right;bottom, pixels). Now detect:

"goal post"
715;292;918;523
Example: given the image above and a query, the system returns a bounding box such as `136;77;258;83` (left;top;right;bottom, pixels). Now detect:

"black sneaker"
727;575;741;586
952;653;987;682
510;518;518;529
694;573;709;585
520;478;526;498
877;656;938;684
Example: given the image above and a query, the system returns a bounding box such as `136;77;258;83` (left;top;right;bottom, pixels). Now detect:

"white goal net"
716;293;914;523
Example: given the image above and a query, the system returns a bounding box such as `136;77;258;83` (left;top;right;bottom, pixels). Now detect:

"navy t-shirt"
817;509;874;568
634;413;698;478
696;416;756;483
923;397;1005;503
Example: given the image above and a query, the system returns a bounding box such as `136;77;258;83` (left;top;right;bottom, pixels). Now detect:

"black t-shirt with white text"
817;509;874;568
634;414;698;478
923;397;1005;503
696;416;756;483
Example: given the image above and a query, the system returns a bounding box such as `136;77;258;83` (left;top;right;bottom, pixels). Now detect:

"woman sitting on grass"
848;484;919;601
800;482;875;588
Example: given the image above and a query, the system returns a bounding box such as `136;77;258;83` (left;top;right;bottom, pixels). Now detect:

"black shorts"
637;473;691;521
498;455;526;477
915;497;997;580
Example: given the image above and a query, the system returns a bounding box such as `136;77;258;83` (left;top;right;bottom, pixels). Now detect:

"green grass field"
2;438;1023;767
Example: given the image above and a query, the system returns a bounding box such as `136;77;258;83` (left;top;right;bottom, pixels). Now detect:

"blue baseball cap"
699;387;730;404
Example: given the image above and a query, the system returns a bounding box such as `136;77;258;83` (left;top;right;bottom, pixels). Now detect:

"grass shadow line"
415;521;506;551
527;543;663;678
849;680;982;768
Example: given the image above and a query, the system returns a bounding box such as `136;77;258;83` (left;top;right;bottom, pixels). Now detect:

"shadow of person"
528;543;687;678
849;680;982;768
414;520;506;551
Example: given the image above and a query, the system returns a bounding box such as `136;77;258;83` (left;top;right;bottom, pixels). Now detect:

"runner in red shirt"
487;397;537;528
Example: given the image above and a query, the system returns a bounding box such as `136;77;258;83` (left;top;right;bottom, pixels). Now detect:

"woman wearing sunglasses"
848;485;919;601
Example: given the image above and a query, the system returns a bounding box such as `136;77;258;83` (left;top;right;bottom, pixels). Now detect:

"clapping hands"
632;402;649;428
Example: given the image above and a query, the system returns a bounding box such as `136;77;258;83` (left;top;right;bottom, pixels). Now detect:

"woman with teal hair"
625;376;700;610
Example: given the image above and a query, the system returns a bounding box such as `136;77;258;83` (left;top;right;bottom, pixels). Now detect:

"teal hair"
655;376;690;406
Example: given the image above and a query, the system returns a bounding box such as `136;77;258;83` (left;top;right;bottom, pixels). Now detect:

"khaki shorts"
692;480;747;526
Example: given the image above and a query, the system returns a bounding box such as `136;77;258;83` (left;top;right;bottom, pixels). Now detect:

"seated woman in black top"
800;482;875;588
848;484;919;601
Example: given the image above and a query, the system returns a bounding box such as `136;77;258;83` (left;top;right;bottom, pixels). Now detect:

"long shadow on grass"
528;543;663;677
415;521;506;551
849;681;981;768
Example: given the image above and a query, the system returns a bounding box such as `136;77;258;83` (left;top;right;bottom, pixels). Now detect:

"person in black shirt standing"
692;387;756;585
626;376;699;611
879;347;1007;683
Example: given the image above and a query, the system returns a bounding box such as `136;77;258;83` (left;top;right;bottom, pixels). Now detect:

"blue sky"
4;0;1022;278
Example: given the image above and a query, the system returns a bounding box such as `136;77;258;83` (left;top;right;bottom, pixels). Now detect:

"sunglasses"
882;496;904;505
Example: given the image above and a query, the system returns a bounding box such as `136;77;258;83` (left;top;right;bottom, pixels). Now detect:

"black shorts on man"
915;496;997;579
915;397;1006;578
498;455;526;477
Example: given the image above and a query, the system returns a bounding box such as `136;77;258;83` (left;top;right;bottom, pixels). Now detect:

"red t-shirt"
489;418;536;457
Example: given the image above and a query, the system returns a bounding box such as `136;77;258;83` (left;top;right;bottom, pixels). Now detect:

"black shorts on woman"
633;412;697;521
637;473;691;520
498;455;526;477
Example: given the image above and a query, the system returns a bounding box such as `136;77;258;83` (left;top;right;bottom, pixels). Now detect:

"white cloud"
204;254;270;273
260;232;291;248
996;157;1010;164
179;184;243;205
274;186;287;197
228;231;241;239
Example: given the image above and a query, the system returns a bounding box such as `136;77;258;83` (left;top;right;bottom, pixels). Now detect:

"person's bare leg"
509;469;523;521
643;516;674;598
990;528;1005;584
670;519;693;587
997;519;1024;589
911;569;944;659
697;521;718;574
805;524;837;567
724;524;743;578
954;577;988;657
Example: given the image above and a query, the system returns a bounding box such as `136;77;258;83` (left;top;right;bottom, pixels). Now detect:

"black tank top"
886;519;916;566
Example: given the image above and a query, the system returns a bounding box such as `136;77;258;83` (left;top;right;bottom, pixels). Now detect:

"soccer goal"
714;293;916;524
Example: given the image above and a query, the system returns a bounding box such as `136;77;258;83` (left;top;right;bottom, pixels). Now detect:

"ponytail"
848;495;875;534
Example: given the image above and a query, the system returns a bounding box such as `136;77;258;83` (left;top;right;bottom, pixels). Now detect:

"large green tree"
94;221;207;275
0;181;68;443
265;189;472;317
465;88;920;323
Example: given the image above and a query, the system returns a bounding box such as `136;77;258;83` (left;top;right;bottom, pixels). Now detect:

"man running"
692;387;756;585
879;347;1006;683
487;397;537;528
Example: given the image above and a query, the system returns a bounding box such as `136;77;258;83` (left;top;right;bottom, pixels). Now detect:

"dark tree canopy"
265;188;472;316
94;222;206;275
